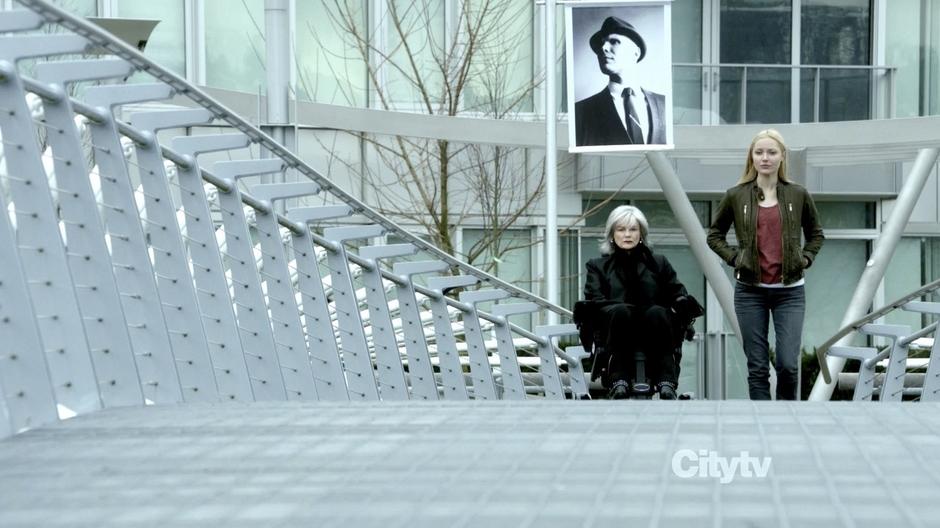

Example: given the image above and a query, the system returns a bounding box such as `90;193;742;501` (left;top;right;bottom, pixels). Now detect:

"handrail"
674;62;896;72
898;321;939;349
674;62;896;123
18;77;572;365
816;278;940;383
17;0;572;320
859;321;939;369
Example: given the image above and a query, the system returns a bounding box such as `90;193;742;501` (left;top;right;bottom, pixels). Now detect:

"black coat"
576;245;700;383
583;244;687;309
574;88;666;147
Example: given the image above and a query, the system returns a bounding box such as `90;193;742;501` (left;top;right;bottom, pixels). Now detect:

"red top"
757;205;783;284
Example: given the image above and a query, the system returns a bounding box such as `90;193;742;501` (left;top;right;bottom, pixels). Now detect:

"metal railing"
0;1;588;439
816;279;940;401
674;62;897;124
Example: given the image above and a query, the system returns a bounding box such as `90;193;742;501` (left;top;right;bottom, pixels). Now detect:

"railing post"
490;303;540;400
888;67;897;118
458;289;508;399
355;243;414;401
128;109;225;404
393;260;450;400
34;59;152;407
426;275;479;400
532;324;576;400
211;160;292;401
740;66;747;123
0;37;110;416
172;134;259;401
0;190;58;437
248;182;325;401
814;67;821;122
322;225;386;401
288;206;355;401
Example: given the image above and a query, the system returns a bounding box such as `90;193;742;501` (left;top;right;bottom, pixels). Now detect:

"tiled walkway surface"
2;400;940;527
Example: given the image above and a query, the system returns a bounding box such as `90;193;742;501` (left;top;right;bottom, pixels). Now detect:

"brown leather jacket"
707;180;825;285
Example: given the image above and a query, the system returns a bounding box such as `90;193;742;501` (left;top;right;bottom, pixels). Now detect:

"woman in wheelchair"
579;205;699;400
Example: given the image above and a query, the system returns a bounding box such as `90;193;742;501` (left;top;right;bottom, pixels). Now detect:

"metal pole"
265;0;290;206
739;66;747;124
647;152;741;400
545;0;559;325
809;147;940;401
814;67;820;122
646;151;741;340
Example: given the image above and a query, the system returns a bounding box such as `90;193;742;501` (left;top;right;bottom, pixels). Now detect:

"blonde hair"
599;205;649;255
737;128;790;185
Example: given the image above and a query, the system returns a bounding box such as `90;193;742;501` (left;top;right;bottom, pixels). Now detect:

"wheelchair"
573;296;703;400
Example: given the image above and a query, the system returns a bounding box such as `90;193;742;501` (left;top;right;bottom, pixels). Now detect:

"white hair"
599;205;649;255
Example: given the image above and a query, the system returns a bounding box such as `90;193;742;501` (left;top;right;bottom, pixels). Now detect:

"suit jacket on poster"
574;88;666;147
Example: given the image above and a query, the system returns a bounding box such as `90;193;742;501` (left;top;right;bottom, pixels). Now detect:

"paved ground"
1;400;940;527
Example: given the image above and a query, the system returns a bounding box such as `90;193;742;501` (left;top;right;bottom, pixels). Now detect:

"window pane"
746;67;791;124
925;238;940;304
803;239;867;350
582;198;709;229
884;239;921;329
581;198;627;229
556;5;567;113
51;0;96;16
117;1;185;76
801;0;871;122
633;200;709;229
672;0;702;63
462;228;533;328
719;0;791;124
560;231;580;310
205;0;265;93
799;68;817;122
673;66;703;125
295;1;367;106
820;69;870;121
719;0;791;64
463;0;535;114
462;228;533;289
815;202;875;229
721;66;790;124
930;1;940;115
386;0;445;107
671;0;702;124
800;0;870;66
885;0;921;117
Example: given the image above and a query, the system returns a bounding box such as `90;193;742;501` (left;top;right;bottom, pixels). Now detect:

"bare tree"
305;0;546;273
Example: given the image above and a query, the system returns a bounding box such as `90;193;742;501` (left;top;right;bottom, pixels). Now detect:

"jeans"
598;303;677;386
734;282;805;400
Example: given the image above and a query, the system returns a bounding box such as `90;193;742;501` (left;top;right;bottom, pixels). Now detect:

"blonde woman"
707;129;824;400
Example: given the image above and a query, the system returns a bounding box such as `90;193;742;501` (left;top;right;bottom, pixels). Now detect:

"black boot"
658;382;678;400
610;380;630;400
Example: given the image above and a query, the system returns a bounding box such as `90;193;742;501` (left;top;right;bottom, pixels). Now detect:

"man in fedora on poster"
575;16;666;147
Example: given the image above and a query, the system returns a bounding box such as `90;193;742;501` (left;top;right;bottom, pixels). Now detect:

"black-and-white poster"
566;1;673;152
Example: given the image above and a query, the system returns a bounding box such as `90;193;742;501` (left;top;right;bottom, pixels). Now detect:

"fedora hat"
589;16;646;62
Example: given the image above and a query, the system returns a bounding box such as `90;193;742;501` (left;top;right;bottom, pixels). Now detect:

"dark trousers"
598;303;676;385
734;282;805;400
